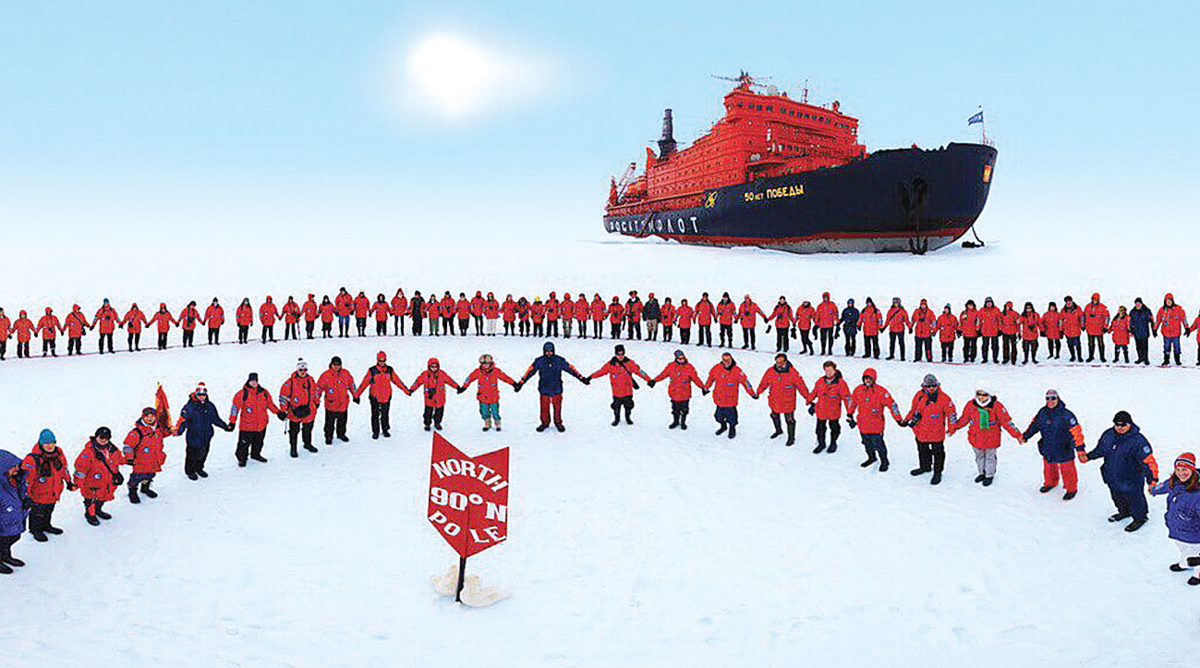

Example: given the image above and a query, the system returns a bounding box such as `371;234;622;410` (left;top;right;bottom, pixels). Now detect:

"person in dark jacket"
176;382;232;480
1082;411;1159;532
409;291;425;336
514;341;590;432
1149;452;1200;584
0;449;31;575
1022;389;1086;500
1128;297;1154;365
840;299;860;357
643;294;661;342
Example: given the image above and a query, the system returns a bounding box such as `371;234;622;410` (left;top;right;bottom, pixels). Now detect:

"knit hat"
38;429;56;445
248;372;259;382
296;358;308;372
479;354;493;365
614;344;625;354
1175;453;1196;472
543;341;555;353
921;374;939;388
1113;410;1132;426
195;382;208;396
94;426;112;440
377;351;387;362
674;349;685;358
331;356;342;366
1045;389;1059;399
142;407;156;417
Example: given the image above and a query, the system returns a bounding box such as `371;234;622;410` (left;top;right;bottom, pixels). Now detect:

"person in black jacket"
409;291;425;336
643;294;661;342
176;383;233;480
1082;411;1160;532
1128;298;1154;365
840;299;861;357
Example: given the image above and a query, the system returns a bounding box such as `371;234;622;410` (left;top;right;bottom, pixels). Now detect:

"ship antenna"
802;79;809;104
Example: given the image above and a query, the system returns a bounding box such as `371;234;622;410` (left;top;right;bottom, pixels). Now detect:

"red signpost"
427;433;509;602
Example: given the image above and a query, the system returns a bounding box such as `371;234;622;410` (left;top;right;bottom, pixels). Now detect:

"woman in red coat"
179;300;202;348
371;294;391;337
794;300;816;355
353;352;410;439
659;298;676;343
302;294;319;339
13;310;35;358
755;353;811;446
606;297;625;340
409;357;461;431
767;297;794;354
1019;302;1043;364
676;299;694;345
1000;301;1021;365
1110;305;1131;363
391;289;409;336
948;389;1023;486
259;297;280;343
36;307;61;357
935;305;959;362
1042;302;1064;360
234;298;253;344
281;296;302;341
958;300;980;362
649;349;705;429
281;359;322;457
123;407;170;503
205;298;225;345
63;305;90;356
589;344;652;426
859;298;883;359
910;299;936;363
903;374;958;485
501;295;518;336
977;297;1002;363
695;293;715;347
589;294;606;339
847;368;904;471
230;372;284;464
317;355;356;444
807;360;851;454
354;292;371;337
74;427;125;525
459;354;516;431
319;296;335;338
148;303;178;350
21;429;77;541
484;292;500;337
703;352;757;438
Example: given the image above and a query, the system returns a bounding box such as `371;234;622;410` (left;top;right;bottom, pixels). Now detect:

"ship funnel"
657;108;677;158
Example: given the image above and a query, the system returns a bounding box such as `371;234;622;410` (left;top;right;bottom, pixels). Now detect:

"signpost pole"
455;555;467;603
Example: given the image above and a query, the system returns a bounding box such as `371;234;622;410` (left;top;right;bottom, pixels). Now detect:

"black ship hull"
603;143;997;254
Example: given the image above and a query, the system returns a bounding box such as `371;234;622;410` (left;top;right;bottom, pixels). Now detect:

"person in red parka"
21;429;77;541
280;358;321;457
319;295;336;338
317;356;356;444
335;288;353;337
458;353;516;431
484;292;499;337
235;298;253;344
370;294;390;337
147;303;177;351
1084;292;1110;363
910;299;936;363
935;304;960;362
659;297;676;343
1042;302;1064;360
676;298;695;345
354;351;410;439
471;291;486;336
73;427;124;525
605;296;624;340
859;297;883;359
766;296;793;353
574;293;591;339
1157;293;1187;366
977;297;1002;363
815;292;839;356
230;372;284;466
179;300;202;348
958;300;980;362
302;293;318;340
354;291;371;337
501;294;518;336
755;353;811;446
1061;295;1085;362
204;297;225;345
590;344;653;426
439;292;455;335
649;348;705;429
1000;301;1020;365
1109;305;1131;363
696;293;716;347
716;293;737;348
1020;302;1043;364
884;298;909;361
847;368;903;471
903;374;958;485
123;407;170;503
625;290;643;341
122;303;147;351
409;357;461;431
794;300;816;355
63;304;90;356
259;297;280;343
390;289;409;336
588;293;605;339
0;307;9;361
704;352;757;438
455;293;472;336
93;298;120;354
807;360;852;454
545;292;561;339
13;310;35;359
37;307;61;357
281;296;301;341
948;388;1024;486
738;294;766;350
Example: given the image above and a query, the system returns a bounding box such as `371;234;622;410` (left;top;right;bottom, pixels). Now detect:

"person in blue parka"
840;299;861;357
1150;452;1200;585
1083;410;1160;532
1;448;31;575
175;382;233;480
1128;297;1154;365
1022;389;1086;500
513;341;590;432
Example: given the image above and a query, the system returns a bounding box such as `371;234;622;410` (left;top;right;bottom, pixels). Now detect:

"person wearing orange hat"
1149;452;1200;584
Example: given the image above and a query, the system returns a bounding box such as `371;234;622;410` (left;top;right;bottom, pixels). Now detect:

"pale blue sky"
2;0;1196;245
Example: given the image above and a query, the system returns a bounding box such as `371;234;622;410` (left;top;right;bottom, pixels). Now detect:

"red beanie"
1176;452;1196;471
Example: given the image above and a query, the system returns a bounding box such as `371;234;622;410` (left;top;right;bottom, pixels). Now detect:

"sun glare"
402;32;546;121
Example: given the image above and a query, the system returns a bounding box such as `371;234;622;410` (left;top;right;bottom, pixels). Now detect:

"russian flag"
967;111;984;125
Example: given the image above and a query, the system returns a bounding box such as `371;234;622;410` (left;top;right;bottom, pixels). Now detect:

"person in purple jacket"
0;449;31;575
1149;452;1200;585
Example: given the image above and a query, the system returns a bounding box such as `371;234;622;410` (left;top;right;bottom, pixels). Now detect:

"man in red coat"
649;349;705;429
73;427;125;525
904;374;958;485
37;307;61;357
847;368;903;471
1084;292;1110;363
703;352;757;439
755;353;811;446
204;297;225;345
123;303;147;351
280;359;321;457
695;293;715;347
229;372;283;466
259;297;280;343
1061;295;1085;362
409;357;461;431
815;292;839;356
354;351;410;439
884;298;909;361
589;344;652;426
807;360;851;454
93;298;120;354
458;353;516;431
302;294;319;339
21;429;77;541
738;294;766;351
317;356;357;444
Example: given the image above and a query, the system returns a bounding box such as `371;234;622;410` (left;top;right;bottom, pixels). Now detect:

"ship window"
756;105;762;111
766;106;773;111
737;102;743;108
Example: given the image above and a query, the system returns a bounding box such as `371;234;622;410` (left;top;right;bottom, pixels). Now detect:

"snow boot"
827;441;838;454
495;420;502;432
785;422;796;446
727;424;736;439
94;502;112;520
1124;518;1146;532
911;467;930;476
879;454;890;472
304;444;318;453
611;409;620;427
770;414;783;439
716;423;727;436
679;414;688;430
555;424;565;432
0;561;11;575
1108;512;1131;522
974;474;986;483
2;554;24;567
536;424;549;432
1170;563;1189;572
187;472;198;481
982;477;993;486
1189;576;1200;586
861;451;878;468
251;454;268;463
139;481;157;499
930;471;942;485
1039;485;1055;493
32;530;47;543
1188;556;1200;567
669;414;680;429
129;486;141;504
1063;491;1076;501
483;418;492;432
290;443;299;458
813;443;826;454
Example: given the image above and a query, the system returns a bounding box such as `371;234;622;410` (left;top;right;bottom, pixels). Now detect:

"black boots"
770;414;783;439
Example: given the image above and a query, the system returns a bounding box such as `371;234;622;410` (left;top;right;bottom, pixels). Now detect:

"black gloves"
112;472;125;487
647;379;656;388
513;381;523;393
847;417;857;429
457;386;467;394
702;388;710;396
807;404;816;416
353;396;361;404
277;410;288;420
581;377;591;385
